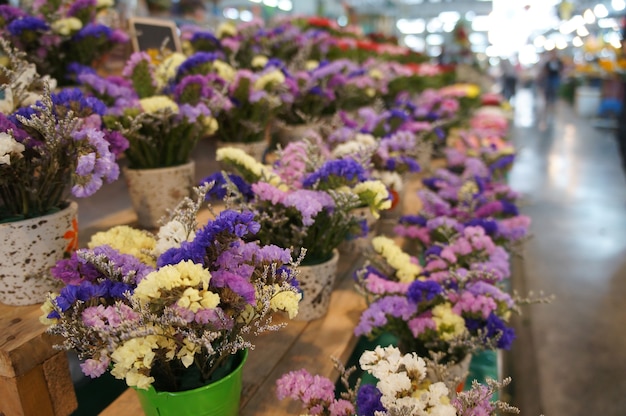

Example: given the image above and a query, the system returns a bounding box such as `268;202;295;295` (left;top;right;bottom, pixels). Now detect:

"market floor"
504;88;626;416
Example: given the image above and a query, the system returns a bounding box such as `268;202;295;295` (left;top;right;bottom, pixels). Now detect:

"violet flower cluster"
0;0;128;85
0;45;124;221
42;185;302;392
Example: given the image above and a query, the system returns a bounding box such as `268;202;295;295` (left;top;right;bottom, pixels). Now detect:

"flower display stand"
0;302;77;416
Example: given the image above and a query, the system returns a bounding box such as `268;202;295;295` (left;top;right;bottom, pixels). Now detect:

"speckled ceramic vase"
0;201;78;306
294;250;339;321
123;161;195;229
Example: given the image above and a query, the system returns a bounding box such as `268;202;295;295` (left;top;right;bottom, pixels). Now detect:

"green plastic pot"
135;350;248;416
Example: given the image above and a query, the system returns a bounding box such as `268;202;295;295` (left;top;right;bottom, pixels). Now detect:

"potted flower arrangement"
41;184;302;415
0;41;124;305
210;139;391;320
75;51;220;228
275;344;519;415
0;0;128;86
353;236;521;372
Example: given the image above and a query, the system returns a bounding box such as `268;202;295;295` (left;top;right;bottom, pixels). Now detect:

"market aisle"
507;88;626;415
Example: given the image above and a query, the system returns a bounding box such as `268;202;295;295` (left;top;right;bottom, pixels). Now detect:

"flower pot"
294;249;340;321
216;140;267;163
135;350;248;416
123;161;195;229
0;201;78;306
339;206;379;255
426;353;472;398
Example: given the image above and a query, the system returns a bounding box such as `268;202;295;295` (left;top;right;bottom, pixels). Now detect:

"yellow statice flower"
51;17;82;36
353;180;392;219
432;303;466;341
368;68;384;80
88;225;156;266
270;288;301;319
39;295;59;325
251;55;269;69
96;0;114;8
134;260;212;302
213;60;236;83
216;147;277;182
305;60;319;70
177;339;200;367
203;116;219;136
371;236;421;283
154;53;187;89
216;21;237;38
177;287;220;312
457;180;478;202
254;69;285;91
139;96;179;114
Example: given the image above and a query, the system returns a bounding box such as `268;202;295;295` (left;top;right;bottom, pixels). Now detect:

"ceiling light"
593;4;609;18
572;36;584;47
576;26;589;36
583;9;595;24
533;35;546;48
612;0;626;11
277;0;292;11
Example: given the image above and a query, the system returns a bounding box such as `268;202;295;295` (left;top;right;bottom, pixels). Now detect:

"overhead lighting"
583;9;595;24
396;19;426;34
597;18;618;29
533;35;546;48
240;10;253;21
337;15;348;27
544;39;556;51
576;26;589;37
555;38;568;50
593;4;609;18
426;34;444;46
249;0;262;2
438;11;460;23
471;15;491;31
426;17;443;33
612;0;626;11
403;35;425;51
572;36;584;47
223;7;239;19
277;0;292;11
263;0;278;7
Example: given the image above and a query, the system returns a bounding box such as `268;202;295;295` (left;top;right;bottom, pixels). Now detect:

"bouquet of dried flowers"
0;40;124;222
41;184;302;392
276;344;519;416
0;0;128;85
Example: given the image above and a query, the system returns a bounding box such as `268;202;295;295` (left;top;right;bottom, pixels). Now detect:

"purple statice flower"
121;51;152;78
328;399;355;416
210;269;256;305
424;245;443;258
190;30;221;50
67;0;95;19
427;216;462;233
51;252;101;285
362;272;410;295
407;311;437;337
450;291;498;319
466;281;515;308
302;158;368;189
252;182;286;204
70;128;119;198
474;200;503;218
355;295;415;336
80;355;110;378
157;209;260;267
407;279;443;303
417;189;452;218
356;384;385;416
201;171;253;201
102;130;129;157
52;87;107;116
463;157;490;179
73;23;113;41
490;154;515;173
496;215;530;241
176;51;224;78
393;223;431;245
82;304;138;329
273;140;309;188
194;307;234;330
464;218;498;236
275;368;335;404
174;74;211;105
399;214;428;227
470;247;510;281
178;102;211;122
283;189;335;227
452;383;496;415
7;16;49;36
499;199;519;216
0;5;26;25
485;313;515;349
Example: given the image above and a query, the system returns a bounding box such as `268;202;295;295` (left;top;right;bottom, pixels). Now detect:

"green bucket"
135;350;248;416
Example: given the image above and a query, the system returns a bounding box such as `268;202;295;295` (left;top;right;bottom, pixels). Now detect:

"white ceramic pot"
0;201;78;306
339;206;379;255
294;250;340;321
123;161;195;229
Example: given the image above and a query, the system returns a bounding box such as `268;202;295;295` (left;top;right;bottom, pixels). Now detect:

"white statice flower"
154;219;195;256
0;132;25;165
377;372;412;398
372;170;404;192
400;351;427;382
51;17;82;36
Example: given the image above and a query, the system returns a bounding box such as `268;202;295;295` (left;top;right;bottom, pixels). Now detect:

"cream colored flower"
251;55;269;69
139;96;179;114
176;339;200;367
96;0;114;8
270;288;301;319
368;68;384;80
371;236;421;282
432;303;466;341
154;53;187;89
353;180;392;219
0;132;25;165
154;220;195;256
213;60;236;83
253;69;285;91
216;21;237;38
134;260;212;302
88;225;156;266
51;17;82;36
305;60;319;70
202;116;219;136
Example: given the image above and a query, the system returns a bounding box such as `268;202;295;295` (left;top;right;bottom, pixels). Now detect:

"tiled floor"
505;88;626;415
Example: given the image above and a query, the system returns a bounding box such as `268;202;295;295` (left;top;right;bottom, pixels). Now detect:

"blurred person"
541;50;564;110
616;26;626;171
500;58;519;102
